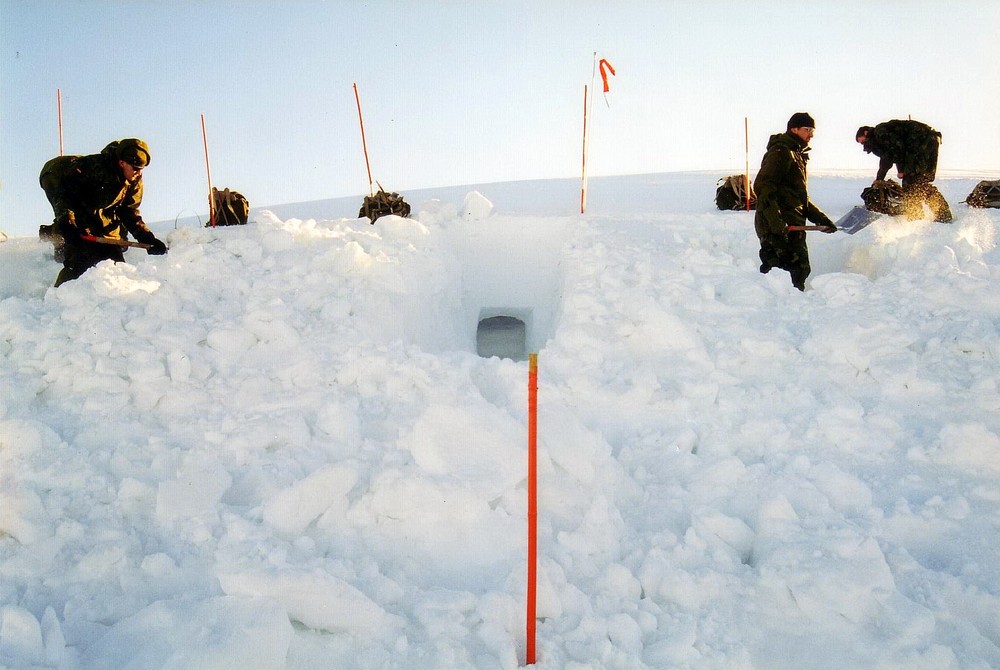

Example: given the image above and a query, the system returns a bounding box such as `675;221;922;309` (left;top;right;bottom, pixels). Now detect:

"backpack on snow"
359;188;411;224
208;187;250;226
964;180;1000;208
715;175;756;211
861;180;906;215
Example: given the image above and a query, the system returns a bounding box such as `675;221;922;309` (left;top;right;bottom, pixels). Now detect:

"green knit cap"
117;138;151;167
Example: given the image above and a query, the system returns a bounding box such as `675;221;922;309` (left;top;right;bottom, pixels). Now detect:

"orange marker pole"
353;83;374;197
580;84;588;214
200;114;215;227
57;89;64;156
744;117;751;211
526;352;539;665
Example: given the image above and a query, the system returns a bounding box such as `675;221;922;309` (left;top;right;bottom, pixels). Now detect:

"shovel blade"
835;206;880;235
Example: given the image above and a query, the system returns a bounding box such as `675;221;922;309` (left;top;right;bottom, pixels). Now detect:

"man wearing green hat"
39;138;167;286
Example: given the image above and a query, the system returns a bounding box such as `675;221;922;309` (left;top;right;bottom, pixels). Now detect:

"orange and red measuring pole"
200;114;216;227
526;352;539;665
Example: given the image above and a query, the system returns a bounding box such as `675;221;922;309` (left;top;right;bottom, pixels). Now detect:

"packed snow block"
461;191;493;221
218;570;399;635
81;597;291;670
0;606;67;669
0;605;45;667
399;404;523;496
314;401;363;458
262;464;358;535
155;457;232;524
0;480;51;546
206;326;257;356
931;422;1000;474
538;405;610;485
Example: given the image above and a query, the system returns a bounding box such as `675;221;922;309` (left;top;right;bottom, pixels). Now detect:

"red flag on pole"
599;59;616;93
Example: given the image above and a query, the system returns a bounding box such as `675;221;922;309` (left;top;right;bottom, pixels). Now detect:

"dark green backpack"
208;187;250;226
861;180;905;215
359;188;411;224
715;175;756;211
964;180;1000;208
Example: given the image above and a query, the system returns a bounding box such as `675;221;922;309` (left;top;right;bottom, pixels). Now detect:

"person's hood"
766;131;809;152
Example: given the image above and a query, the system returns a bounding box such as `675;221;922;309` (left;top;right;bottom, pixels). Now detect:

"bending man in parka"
754;112;835;291
39;138;167;286
855;120;952;223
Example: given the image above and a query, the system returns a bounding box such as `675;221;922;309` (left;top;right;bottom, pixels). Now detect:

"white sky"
2;0;999;236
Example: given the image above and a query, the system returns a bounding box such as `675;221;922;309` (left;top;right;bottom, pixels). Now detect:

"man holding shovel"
40;138;167;286
753;112;836;291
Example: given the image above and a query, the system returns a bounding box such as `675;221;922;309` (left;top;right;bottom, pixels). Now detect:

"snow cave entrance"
476;311;529;361
458;218;565;362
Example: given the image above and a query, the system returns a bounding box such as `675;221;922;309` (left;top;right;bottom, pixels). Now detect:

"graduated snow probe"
525;353;539;666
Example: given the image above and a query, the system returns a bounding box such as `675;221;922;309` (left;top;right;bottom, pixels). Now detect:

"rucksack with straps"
861;180;906;215
715;175;756;211
964;180;1000;208
359;188;411;224
208;187;250;226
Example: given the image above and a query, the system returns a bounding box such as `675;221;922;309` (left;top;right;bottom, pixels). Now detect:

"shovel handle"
81;234;151;249
788;225;832;232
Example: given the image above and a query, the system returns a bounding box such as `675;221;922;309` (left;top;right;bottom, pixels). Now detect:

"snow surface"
1;172;1000;669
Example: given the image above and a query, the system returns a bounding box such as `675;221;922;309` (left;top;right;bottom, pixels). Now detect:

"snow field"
1;174;999;668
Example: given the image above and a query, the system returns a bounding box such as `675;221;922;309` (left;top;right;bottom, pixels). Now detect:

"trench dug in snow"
455;217;567;361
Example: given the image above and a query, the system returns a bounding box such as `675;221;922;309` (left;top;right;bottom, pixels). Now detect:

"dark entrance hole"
476;315;527;361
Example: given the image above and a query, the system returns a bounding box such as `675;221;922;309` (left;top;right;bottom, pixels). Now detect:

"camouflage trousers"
756;229;810;291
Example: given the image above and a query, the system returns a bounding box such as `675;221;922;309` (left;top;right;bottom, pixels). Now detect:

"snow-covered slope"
1;173;999;669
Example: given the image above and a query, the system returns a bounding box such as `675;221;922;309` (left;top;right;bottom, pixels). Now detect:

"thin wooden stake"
57;89;64;156
580;84;589;214
744;117;751;211
526;352;539;665
580;52;599;214
201;114;215;227
353;83;374;197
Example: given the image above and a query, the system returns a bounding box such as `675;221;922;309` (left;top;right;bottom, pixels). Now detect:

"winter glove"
55;212;82;243
821;221;837;234
146;238;168;255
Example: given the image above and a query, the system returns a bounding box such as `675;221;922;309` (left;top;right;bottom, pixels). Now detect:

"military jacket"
753;131;830;235
863;120;942;181
39;141;155;243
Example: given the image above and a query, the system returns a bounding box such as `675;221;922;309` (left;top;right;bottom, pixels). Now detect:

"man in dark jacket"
855;120;952;222
754;112;836;291
39;138;167;286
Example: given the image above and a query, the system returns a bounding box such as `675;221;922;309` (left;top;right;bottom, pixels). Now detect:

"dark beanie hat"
117;138;151;167
856;126;875;140
786;112;816;131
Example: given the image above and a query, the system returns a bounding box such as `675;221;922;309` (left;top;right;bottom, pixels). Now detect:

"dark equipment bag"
861;180;906;215
359;188;411;224
208;187;250;226
715;175;756;211
964;180;1000;208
